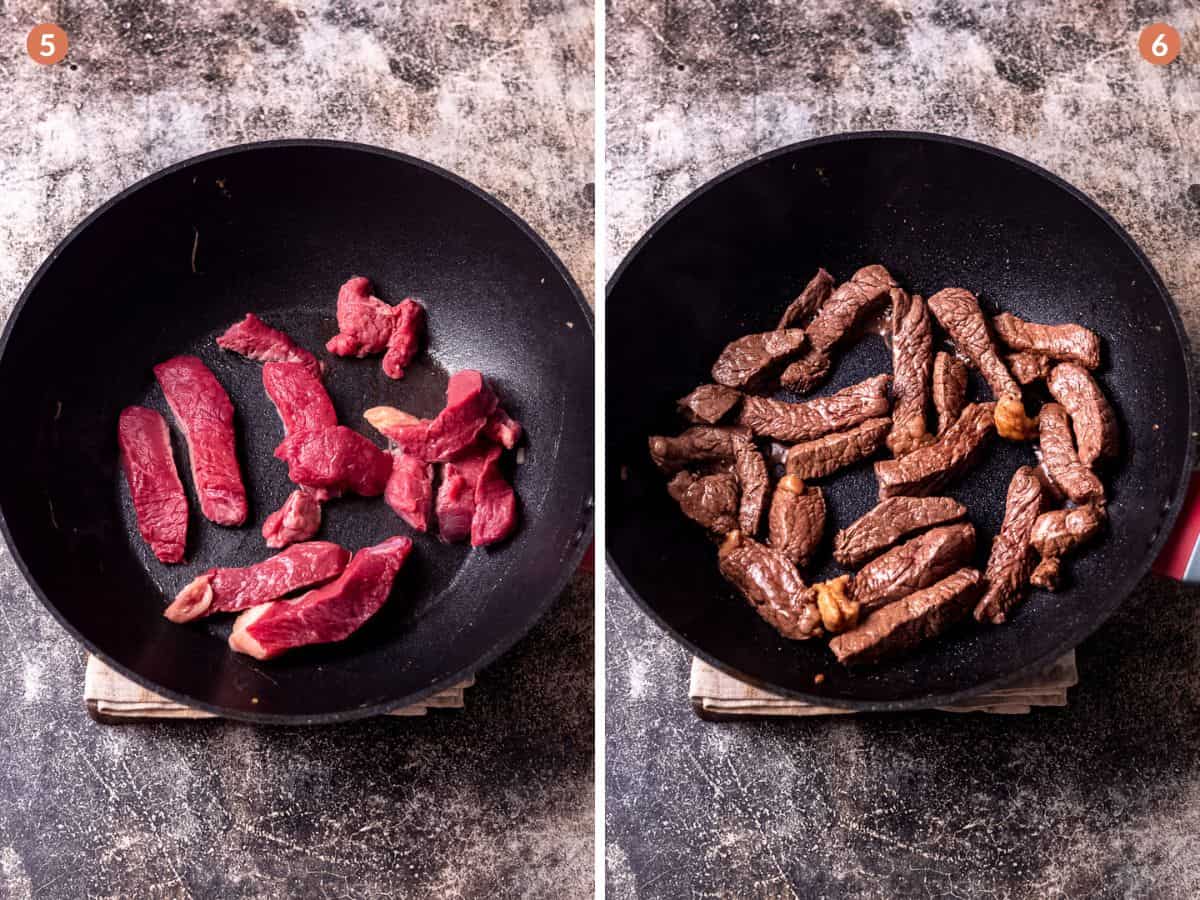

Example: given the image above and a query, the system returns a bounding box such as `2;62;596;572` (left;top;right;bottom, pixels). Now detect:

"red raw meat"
326;276;397;358
229;535;414;660
262;362;338;440
471;447;518;547
382;299;425;380
262;488;323;548
434;443;517;546
274;426;391;497
118;406;188;563
385;451;433;532
217;313;322;380
435;467;476;542
164;540;350;623
153;355;248;526
374;370;499;462
484;406;523;450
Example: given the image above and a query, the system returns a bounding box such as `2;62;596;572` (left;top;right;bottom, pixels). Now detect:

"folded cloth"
689;652;1077;717
84;655;472;722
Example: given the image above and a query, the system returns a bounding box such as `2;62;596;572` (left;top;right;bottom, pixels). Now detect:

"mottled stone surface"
606;1;1200;897
0;2;593;897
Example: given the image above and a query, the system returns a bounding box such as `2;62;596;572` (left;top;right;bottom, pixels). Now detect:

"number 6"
1151;32;1169;57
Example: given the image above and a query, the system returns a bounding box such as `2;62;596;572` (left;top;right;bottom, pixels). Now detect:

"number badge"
26;23;69;66
1139;23;1181;66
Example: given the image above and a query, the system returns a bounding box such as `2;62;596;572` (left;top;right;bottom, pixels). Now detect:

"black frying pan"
607;131;1194;710
0;140;593;724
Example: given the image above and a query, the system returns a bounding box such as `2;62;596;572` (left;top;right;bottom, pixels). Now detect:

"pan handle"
1152;473;1200;582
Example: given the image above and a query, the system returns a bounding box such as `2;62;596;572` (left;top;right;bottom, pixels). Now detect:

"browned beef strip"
734;440;770;535
829;568;982;666
667;470;740;535
784;417;891;480
1047;363;1118;467
833;496;968;567
1029;504;1105;590
779;265;896;392
927;288;1020;399
992;313;1101;369
850;522;976;613
931;352;968;435
677;384;743;424
874;402;996;498
888;290;933;455
1007;351;1052;385
712;329;806;390
1038;403;1105;504
717;531;822;639
648;425;750;473
777;268;835;330
974;466;1048;624
737;374;891;442
768;475;826;568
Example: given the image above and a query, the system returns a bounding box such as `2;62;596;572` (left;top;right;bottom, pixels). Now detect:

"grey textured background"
606;1;1200;897
0;2;594;897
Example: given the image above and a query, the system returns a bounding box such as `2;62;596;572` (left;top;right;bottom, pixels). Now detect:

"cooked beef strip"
931;352;968;435
874;402;996;498
737;374;891;442
711;328;807;390
768;475;826;567
784;417;891;481
780;265;896;392
1029;504;1105;590
1038;403;1105;504
777;268;835;330
992;313;1101;369
678;384;743;424
734;440;770;535
850;522;976;613
1047;363;1118;467
888;290;933;455
926;288;1020;399
669;470;740;535
833;496;968;567
974;466;1049;624
718;531;822;639
830;568;982;666
648;425;749;473
1007;350;1053;385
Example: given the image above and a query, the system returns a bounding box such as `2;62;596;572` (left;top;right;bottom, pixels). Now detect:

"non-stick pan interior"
607;133;1192;708
0;142;593;722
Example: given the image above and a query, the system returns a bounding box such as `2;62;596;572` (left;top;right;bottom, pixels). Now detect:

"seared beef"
784;417;890;480
711;329;806;390
118;406;188;564
931;352;968;435
734;440;770;535
737;374;891;442
1038;403;1105;504
1047;363;1118;467
262;361;338;442
767;475;826;568
992;313;1101;369
1007;351;1053;385
777;268;835;330
874;402;995;498
780;265;896;392
385;451;434;532
326;276;398;357
833;496;967;567
850;522;976;613
717;531;822;639
668;470;740;535
218;313;322;380
647;425;748;473
274;426;392;497
888;290;933;455
974;466;1048;624
926;288;1019;399
1029;504;1105;590
678;384;743;424
382;298;426;380
830;568;982;666
994;395;1040;442
262;489;323;549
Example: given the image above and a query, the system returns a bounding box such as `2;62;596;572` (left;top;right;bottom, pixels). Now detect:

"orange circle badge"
26;24;68;66
1139;23;1181;65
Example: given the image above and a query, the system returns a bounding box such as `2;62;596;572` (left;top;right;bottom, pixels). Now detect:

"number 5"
1151;32;1169;57
38;32;56;57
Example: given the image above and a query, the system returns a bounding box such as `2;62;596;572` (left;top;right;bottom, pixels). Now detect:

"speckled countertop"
606;1;1200;897
0;2;593;897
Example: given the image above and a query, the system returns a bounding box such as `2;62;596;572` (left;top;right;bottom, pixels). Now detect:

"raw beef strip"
274;426;392;497
1046;363;1118;467
717;531;822;639
262;362;338;440
217;313;322;379
667;470;740;535
484;407;523;449
435;466;476;543
262;489;323;549
382;298;426;380
711;329;806;391
677;384;742;425
767;475;826;568
326;276;397;358
385;451;434;532
471;445;518;546
434;443;517;546
154;355;248;526
974;466;1048;624
874;403;995;499
118;406;188;563
783;417;891;481
777;268;834;330
992;313;1101;369
931;352;968;434
833;496;967;568
926;288;1019;399
165;541;350;623
229;535;413;660
737;374;891;442
850;523;976;613
888;290;933;456
1037;403;1105;504
368;370;499;462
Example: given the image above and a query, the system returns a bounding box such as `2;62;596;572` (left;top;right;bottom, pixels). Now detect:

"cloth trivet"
84;655;472;722
689;652;1077;718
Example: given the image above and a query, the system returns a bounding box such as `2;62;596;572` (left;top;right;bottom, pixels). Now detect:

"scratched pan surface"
607;132;1194;710
0;140;593;723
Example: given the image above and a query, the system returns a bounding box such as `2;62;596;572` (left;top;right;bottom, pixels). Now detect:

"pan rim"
605;128;1197;712
0;138;594;725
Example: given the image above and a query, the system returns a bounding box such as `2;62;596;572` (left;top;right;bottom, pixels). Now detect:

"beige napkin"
84;655;472;722
690;652;1077;717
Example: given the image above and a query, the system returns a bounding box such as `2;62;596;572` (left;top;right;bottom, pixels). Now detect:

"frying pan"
607;131;1195;711
0;140;593;724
